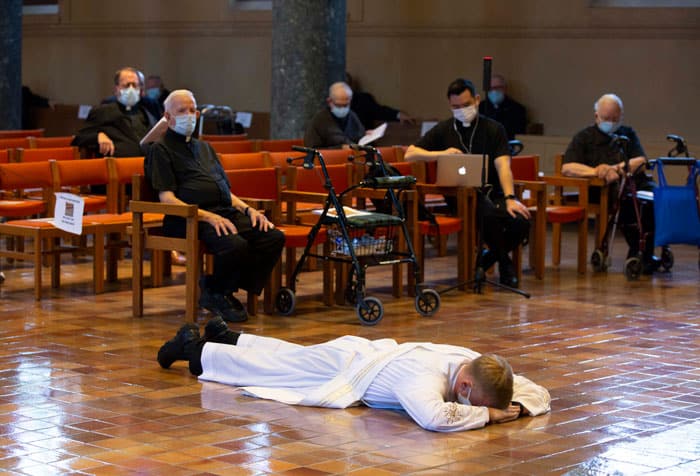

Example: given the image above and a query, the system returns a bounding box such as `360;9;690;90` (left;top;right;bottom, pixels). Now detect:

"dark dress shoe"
157;323;200;369
205;315;241;345
199;282;248;323
498;257;519;288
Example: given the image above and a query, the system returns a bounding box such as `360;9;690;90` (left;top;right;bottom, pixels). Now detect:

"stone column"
0;0;22;130
270;0;346;139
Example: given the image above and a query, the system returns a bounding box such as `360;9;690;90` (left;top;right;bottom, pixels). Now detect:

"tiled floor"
0;231;698;475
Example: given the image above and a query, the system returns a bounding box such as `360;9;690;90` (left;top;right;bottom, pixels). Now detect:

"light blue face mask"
598;121;620;135
488;90;505;106
457;386;472;406
145;88;160;100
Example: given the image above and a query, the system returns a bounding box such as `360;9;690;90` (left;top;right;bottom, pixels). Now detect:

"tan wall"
23;0;700;145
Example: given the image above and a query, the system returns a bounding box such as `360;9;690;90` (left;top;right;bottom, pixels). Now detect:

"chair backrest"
33;136;75;148
377;146;404;163
267;151;305;178
0;149;11;164
390;160;427;184
287;163;354;194
208;140;255;154
218;152;270;170
317;148;354;165
0;137;32;149
0;161;54;210
225;167;281;202
17;146;79;162
107;157;145;213
51;158;110;189
200;133;248;141
554;153;564;174
511;155;540;181
256;138;304;152
0;128;44;139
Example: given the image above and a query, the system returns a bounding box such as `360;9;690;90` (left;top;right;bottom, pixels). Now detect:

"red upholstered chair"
0;137;33;150
33;136;75;148
0;128;44;139
226;166;330;310
208;140;255;154
256;138;304;152
16;146;79;162
50;158;109;214
316;148;354;165
218;152;270;170
0;149;11;164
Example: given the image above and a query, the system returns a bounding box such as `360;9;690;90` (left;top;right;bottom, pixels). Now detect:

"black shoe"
642;255;662;275
199;280;248;323
479;249;497;272
498;257;519;288
157;323;200;369
184;337;206;376
205;315;241;345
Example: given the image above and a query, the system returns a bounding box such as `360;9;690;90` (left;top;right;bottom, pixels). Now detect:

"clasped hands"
204;208;275;237
595;163;622;184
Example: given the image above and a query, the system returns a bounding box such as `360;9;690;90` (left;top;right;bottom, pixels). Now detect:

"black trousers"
164;207;285;295
447;194;530;261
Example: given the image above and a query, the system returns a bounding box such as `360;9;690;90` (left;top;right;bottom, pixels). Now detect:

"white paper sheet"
358;122;388;146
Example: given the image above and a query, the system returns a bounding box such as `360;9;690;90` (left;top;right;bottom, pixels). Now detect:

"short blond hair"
470;354;513;409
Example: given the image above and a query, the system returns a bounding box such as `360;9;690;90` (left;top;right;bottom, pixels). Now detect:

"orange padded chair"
0;128;44;139
0;149;11;164
33;136;75;148
218;152;270;170
256;138;304;152
316;149;354;165
0;137;33;150
50;158;109;214
16;146;79;162
208;140;255;154
226;166;330;310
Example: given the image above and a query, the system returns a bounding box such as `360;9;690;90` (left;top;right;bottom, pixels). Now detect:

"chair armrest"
130;200;198;218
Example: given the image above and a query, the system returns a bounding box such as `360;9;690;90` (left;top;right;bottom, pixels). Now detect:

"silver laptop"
435;154;487;187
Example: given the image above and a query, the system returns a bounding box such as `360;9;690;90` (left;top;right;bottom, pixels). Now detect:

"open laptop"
435;153;487;187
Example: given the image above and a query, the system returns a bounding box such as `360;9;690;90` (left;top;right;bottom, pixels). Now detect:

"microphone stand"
439;139;530;298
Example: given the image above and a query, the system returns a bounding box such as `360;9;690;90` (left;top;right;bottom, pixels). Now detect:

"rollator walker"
274;145;440;325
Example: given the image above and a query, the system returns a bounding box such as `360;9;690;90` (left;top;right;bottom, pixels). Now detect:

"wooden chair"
106;156;145;213
208;140;255;154
33;136;75;148
256;138;304;152
316;149;354;165
50;158;109;214
131;174;201;322
200;133;248;141
0;137;33;150
218;152;270;170
225;167;329;311
16;146;79;163
511;155;547;280
377;146;405;163
130;174;262;321
555;153;610;249
0;149;12;164
0;128;44;139
267;151;305;182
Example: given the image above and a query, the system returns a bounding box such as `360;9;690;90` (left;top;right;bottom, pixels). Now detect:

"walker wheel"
661;248;674;271
624;257;642;281
591;249;608;272
275;288;296;316
415;288;440;317
357;296;383;326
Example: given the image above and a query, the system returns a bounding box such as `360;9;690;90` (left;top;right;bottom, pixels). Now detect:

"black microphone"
289;145;316;168
483;56;493;94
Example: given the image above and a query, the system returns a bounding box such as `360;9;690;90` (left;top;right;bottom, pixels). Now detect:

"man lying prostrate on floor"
158;317;551;432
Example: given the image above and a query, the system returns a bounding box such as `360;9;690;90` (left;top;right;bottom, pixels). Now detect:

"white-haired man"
146;90;285;322
562;93;659;273
304;81;365;148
